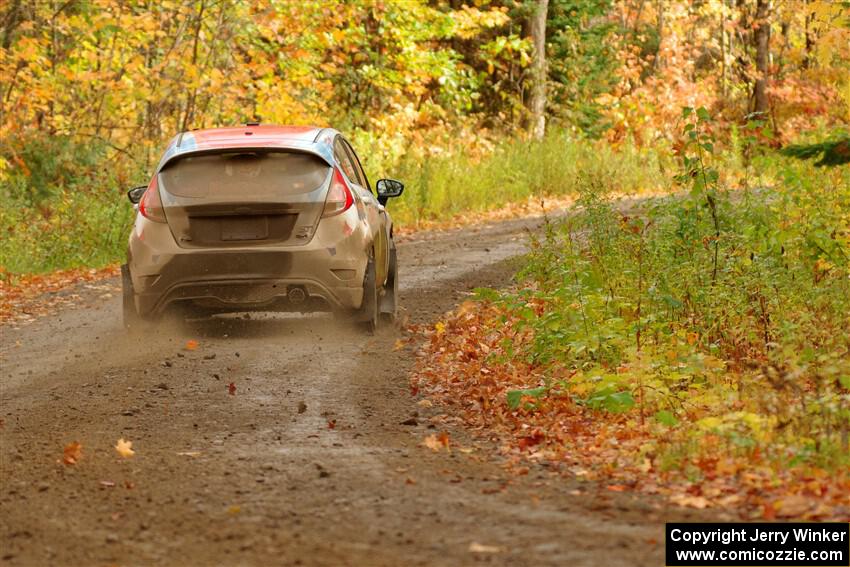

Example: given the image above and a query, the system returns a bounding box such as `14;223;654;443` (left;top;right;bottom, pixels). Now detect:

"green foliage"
507;386;549;410
489;111;850;469
780;134;850;167
0;134;143;274
547;0;618;136
580;388;636;413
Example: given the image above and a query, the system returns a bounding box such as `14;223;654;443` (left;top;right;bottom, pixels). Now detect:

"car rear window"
159;151;330;199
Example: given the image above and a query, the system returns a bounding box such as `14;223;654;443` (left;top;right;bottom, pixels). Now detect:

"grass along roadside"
411;121;850;520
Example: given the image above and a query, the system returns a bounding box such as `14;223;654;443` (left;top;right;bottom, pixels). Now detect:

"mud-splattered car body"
122;124;404;330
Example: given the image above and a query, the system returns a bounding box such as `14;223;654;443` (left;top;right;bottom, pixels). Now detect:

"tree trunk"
529;0;548;141
752;0;770;115
803;0;815;69
720;0;727;97
654;0;665;70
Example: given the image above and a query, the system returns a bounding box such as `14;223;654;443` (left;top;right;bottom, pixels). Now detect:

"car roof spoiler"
155;132;335;173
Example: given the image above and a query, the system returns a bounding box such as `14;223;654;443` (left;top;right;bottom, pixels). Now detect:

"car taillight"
322;168;354;218
139;176;167;223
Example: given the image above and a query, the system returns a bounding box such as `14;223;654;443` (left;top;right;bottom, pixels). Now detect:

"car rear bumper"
128;209;370;316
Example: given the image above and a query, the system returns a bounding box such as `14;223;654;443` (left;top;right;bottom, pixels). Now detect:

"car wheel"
379;242;398;323
356;257;379;334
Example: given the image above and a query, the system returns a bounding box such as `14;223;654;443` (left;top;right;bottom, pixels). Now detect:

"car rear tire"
379;243;398;323
356;258;379;334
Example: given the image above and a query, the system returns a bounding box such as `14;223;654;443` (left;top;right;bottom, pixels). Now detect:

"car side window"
342;139;371;193
333;138;359;185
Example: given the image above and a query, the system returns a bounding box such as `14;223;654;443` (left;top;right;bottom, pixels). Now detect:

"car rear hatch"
157;150;331;248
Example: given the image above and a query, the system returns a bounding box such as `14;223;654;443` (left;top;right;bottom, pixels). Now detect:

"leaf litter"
411;300;850;521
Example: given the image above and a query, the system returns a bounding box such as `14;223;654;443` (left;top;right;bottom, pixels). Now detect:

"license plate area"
220;216;269;241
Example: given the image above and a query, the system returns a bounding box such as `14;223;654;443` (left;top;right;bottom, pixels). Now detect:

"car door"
334;137;389;285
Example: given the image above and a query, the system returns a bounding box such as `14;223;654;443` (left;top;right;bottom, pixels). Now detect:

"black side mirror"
376;179;404;206
127;185;147;204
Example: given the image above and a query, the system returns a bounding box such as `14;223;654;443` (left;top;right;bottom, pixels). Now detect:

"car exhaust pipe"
287;286;307;304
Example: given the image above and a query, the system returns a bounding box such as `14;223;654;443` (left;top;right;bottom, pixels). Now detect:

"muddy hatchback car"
122;124;404;331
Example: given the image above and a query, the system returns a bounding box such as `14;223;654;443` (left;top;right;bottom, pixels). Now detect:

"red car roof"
186;125;323;146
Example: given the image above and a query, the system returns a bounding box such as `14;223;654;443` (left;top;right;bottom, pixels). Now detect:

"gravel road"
0;216;694;566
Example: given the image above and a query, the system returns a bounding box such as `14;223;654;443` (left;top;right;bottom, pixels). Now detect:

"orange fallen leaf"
393;339;406;351
228;382;236;395
62;441;82;465
115;438;135;458
327;419;337;429
185;340;199;351
606;484;628;492
762;501;777;520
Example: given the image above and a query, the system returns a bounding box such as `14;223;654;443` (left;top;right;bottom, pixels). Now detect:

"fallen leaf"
297;401;307;413
115;438;135;458
762;501;777;520
228;382;236;395
775;495;811;518
422;434;443;451
177;451;201;457
393;339;406;351
185;340;199;351
62;441;82;465
99;480;116;488
327;419;336;429
405;477;416;485
468;542;501;553
670;494;709;509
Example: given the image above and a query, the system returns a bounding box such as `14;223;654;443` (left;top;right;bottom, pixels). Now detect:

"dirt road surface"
1;217;698;566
